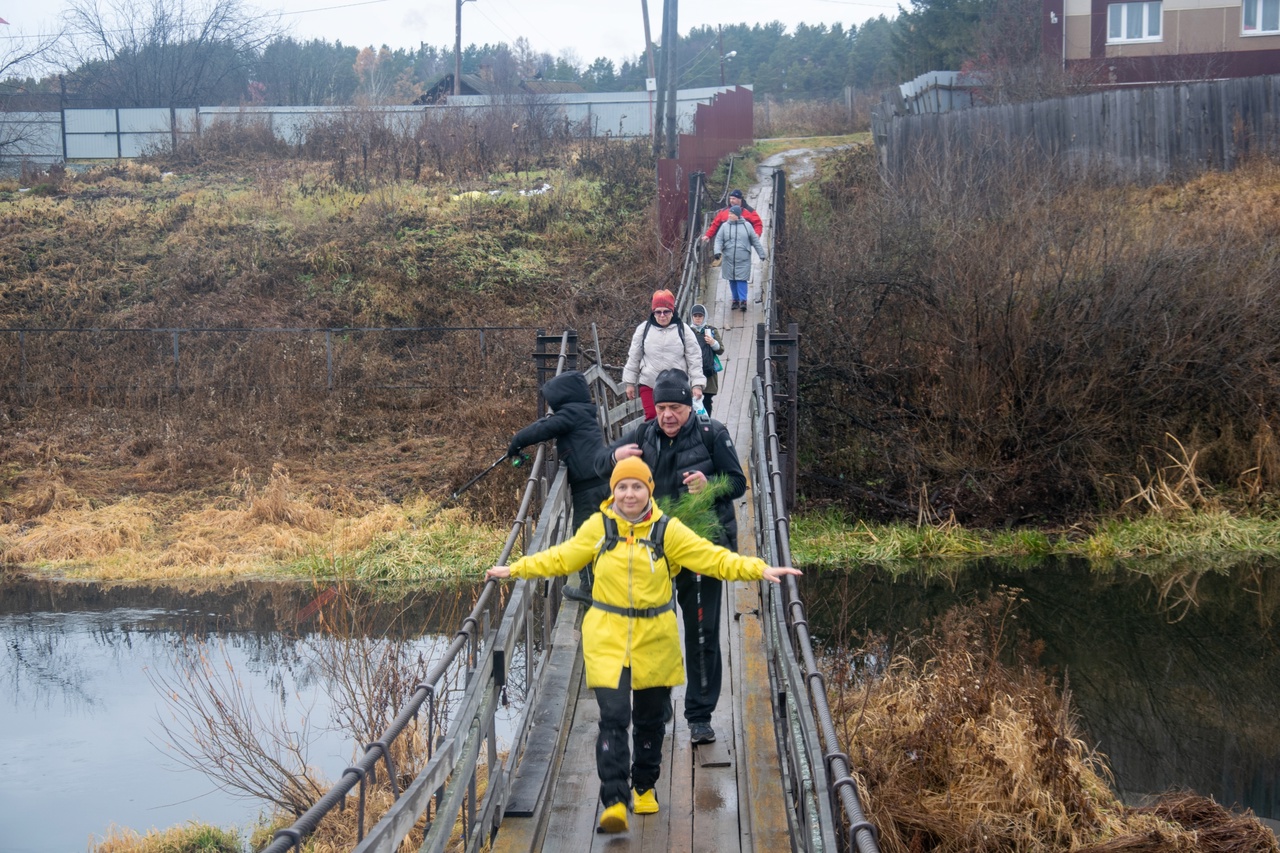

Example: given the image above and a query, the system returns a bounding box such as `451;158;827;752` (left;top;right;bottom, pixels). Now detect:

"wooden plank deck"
491;178;786;852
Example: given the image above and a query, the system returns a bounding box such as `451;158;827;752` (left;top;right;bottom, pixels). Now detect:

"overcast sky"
14;0;898;71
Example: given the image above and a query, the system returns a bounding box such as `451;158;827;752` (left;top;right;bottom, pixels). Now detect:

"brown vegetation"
781;144;1280;526
0;121;664;573
831;592;1279;852
754;95;871;137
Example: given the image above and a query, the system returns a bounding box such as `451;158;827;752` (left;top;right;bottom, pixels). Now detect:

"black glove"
714;253;721;261
507;441;522;459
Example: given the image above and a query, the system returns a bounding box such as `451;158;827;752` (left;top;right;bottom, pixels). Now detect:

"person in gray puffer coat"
712;206;767;311
507;370;612;601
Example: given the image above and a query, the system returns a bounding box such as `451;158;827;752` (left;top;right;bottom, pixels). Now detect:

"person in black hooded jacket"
508;370;612;601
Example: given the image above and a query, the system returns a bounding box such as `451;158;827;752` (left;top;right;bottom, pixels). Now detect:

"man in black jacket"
605;369;746;745
508;370;611;601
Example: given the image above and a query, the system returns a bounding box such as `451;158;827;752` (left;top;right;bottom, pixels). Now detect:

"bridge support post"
757;322;800;510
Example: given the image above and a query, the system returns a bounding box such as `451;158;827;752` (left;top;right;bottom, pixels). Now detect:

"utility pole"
719;26;725;86
640;0;656;80
454;0;475;96
664;0;677;158
652;0;669;156
641;0;657;142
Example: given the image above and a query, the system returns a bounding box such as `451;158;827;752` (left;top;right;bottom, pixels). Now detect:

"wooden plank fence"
872;74;1280;184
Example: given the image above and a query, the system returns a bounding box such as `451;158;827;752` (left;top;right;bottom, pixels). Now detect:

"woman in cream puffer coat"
622;289;706;420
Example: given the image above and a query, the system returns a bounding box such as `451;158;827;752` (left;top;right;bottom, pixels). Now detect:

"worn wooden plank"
541;677;604;851
500;601;585;817
666;691;695;853
736;580;793;852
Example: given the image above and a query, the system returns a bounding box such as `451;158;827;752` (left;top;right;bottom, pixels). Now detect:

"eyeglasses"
653;309;673;316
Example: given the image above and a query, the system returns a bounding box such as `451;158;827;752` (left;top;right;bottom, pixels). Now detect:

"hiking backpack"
593;514;671;569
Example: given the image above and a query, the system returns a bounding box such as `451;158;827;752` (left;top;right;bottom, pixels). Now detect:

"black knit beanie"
652;369;692;406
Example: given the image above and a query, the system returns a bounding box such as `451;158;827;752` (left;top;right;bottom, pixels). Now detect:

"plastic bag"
713;354;723;373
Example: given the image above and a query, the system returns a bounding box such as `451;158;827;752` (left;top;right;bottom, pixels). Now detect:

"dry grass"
785;147;1280;526
90;822;241;853
0;453;508;579
831;592;1279;852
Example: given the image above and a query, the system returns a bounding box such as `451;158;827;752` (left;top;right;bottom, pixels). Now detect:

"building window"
1107;1;1162;41
1243;0;1280;32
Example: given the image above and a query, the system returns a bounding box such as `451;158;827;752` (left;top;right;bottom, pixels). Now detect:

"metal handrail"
340;337;647;853
751;169;881;853
259;334;580;853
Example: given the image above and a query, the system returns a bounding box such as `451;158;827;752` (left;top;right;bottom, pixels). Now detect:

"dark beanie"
729;189;744;199
691;303;707;317
729;205;743;217
653;369;692;406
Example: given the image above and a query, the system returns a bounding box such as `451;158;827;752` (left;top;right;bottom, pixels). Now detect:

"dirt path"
758;145;854;187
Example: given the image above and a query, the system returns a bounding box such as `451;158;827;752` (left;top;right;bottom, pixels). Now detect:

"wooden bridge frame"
261;170;880;853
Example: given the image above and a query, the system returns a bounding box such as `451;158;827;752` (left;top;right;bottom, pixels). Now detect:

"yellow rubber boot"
598;801;628;833
633;788;659;815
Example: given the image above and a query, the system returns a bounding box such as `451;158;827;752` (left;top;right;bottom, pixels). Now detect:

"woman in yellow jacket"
485;457;801;834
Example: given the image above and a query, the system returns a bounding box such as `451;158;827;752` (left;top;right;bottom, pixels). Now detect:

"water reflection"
799;556;1280;822
0;577;477;852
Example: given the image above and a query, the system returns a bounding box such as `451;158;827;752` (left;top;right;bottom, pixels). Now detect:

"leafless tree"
62;0;282;106
0;23;65;162
150;638;326;815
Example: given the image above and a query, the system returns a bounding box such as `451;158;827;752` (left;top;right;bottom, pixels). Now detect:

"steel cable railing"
260;334;580;853
751;168;881;853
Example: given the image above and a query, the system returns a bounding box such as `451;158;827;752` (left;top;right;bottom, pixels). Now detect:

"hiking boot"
739;300;748;312
562;585;592;604
690;722;716;744
598;801;628;833
633;788;659;815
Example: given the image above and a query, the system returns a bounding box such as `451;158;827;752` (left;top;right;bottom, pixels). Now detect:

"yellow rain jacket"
507;500;769;690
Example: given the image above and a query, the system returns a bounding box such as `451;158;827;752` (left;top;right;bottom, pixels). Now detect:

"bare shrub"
161;112;294;165
782;145;1280;524
151;588;463;824
829;592;1280;852
755;95;870;137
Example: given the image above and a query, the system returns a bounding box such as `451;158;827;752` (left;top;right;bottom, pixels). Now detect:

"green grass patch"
91;822;242;853
790;507;1280;572
287;507;511;582
753;133;869;159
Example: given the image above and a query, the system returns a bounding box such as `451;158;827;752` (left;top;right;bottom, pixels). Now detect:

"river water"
798;555;1280;826
2;559;1277;850
0;578;472;852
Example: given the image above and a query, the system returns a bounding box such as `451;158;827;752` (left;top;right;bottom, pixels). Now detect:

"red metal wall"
657;86;754;248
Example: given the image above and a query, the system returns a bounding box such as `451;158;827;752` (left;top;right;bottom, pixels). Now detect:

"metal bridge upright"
259;168;879;853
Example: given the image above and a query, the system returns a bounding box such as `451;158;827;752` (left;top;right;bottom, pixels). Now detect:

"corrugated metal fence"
872;73;1280;183
657;85;755;248
0;87;743;167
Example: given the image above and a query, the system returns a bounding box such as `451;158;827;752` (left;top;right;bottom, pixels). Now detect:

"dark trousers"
674;571;723;725
594;668;672;807
701;393;715;416
570;482;609;589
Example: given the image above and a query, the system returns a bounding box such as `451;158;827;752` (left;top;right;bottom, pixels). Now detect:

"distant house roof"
521;80;586;96
415;74;585;105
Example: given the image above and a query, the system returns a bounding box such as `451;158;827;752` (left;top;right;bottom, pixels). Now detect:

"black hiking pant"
675;572;723;725
594;668;672;807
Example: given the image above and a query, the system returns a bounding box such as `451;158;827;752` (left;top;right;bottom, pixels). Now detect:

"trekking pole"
450;452;521;502
695;575;708;690
297;451;527;623
416;451;528;528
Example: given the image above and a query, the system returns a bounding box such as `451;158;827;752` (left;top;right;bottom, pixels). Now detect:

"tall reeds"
782;145;1280;525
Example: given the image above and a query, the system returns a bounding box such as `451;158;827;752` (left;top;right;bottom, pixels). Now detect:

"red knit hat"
651;289;675;312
